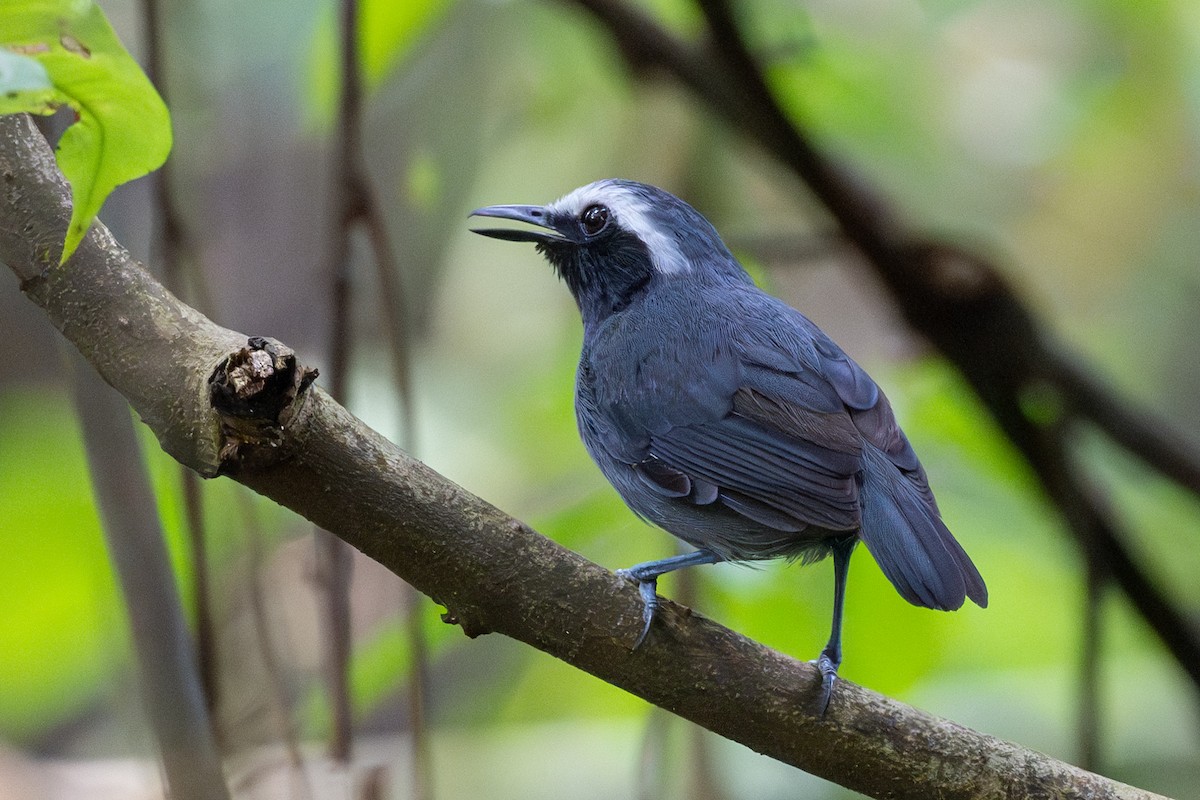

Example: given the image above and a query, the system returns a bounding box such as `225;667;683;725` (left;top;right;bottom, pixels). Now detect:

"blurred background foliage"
1;0;1199;797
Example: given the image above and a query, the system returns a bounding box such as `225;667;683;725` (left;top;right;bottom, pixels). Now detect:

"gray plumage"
471;179;986;711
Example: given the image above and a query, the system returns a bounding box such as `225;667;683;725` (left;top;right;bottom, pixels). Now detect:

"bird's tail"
857;447;987;611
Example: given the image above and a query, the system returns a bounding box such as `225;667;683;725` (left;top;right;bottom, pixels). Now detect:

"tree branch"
1055;354;1200;495
0;113;1170;800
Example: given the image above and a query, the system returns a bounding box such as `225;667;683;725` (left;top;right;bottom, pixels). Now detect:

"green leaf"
0;0;171;264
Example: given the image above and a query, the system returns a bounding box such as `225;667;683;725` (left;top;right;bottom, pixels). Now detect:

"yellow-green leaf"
0;0;172;263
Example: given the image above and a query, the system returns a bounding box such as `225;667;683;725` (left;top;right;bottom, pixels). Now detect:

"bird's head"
471;179;746;325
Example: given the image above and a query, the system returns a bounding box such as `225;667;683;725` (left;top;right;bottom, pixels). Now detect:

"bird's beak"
469;204;568;244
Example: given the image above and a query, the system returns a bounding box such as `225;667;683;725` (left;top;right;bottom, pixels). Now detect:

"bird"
470;179;986;712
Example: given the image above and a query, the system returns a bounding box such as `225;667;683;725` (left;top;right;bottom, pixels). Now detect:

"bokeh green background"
1;0;1198;797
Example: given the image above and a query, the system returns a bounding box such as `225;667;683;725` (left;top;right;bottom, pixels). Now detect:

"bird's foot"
815;652;840;715
615;569;658;649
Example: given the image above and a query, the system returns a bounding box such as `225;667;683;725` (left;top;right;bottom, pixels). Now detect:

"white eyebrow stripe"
548;182;690;275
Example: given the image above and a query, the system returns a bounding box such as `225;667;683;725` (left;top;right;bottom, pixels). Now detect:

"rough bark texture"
0;123;243;475
0;113;1169;800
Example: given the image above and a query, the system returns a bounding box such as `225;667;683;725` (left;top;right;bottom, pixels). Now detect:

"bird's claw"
815;652;839;715
616;569;658;648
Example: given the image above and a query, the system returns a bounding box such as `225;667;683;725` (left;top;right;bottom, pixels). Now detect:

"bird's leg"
817;537;857;714
617;549;721;648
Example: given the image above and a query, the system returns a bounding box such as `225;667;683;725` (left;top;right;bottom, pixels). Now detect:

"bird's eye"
580;204;610;236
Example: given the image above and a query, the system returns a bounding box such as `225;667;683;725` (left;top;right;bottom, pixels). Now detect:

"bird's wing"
632;343;868;534
622;296;937;528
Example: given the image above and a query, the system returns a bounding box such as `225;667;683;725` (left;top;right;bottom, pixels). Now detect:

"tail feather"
858;449;987;611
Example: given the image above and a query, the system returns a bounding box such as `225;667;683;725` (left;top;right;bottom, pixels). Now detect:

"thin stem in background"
635;707;673;800
182;470;219;716
70;348;230;800
674;549;727;800
1080;553;1106;772
632;544;728;800
314;529;355;764
140;0;221;723
1057;356;1200;496
315;0;363;765
242;495;317;800
320;0;429;788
